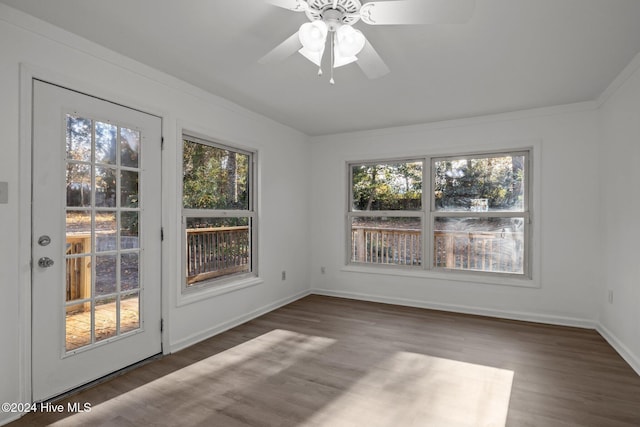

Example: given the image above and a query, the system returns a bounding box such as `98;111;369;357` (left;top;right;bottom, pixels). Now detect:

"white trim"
596;324;640;377
18;64;34;408
596;50;640;108
170;289;311;353
340;265;538;288
311;289;595;329
177;277;264;308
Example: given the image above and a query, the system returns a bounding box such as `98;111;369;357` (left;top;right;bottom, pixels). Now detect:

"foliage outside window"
349;160;424;266
182;135;256;289
348;150;530;278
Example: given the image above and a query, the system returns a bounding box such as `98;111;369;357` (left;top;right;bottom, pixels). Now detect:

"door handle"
38;257;54;268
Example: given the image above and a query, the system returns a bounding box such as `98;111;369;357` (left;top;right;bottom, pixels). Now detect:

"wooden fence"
351;226;523;273
186;225;250;285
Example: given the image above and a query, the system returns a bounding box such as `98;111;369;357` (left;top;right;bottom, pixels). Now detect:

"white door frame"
18;63;170;404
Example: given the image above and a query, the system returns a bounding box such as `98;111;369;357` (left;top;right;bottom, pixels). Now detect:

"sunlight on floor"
49;330;513;427
303;351;514;427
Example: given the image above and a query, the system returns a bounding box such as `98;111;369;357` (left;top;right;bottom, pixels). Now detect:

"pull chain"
330;32;335;84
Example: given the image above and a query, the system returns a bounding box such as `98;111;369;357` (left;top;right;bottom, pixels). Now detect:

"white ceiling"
3;0;640;136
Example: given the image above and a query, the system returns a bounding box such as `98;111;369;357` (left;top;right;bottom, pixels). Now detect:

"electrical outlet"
281;270;286;281
608;290;614;304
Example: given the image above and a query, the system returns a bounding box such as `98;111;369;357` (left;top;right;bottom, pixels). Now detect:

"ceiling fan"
260;0;475;83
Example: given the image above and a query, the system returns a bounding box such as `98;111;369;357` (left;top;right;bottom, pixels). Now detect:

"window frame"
180;133;258;294
346;149;532;280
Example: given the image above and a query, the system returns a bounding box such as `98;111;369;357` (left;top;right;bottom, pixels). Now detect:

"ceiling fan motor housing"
305;0;362;29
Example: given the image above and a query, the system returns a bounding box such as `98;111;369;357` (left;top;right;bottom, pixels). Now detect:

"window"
348;159;424;267
182;134;256;290
348;150;530;278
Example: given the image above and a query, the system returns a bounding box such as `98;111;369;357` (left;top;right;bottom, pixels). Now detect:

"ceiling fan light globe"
336;25;365;57
333;53;358;68
299;46;324;66
299;21;328;52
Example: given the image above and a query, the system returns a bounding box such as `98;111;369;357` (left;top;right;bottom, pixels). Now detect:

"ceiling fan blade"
264;0;309;12
258;32;302;64
360;0;475;25
356;39;390;79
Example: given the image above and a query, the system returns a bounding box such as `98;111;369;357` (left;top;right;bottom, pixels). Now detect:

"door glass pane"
433;217;525;274
120;211;139;249
350;216;422;266
95;255;117;296
65;255;91;302
95;121;117;164
66;163;91;207
66;115;92;162
66;211;91;255
95;166;117;207
121;127;140;168
121;252;139;291
66;302;92;351
120;292;140;334
121;171;139;208
96;211;117;252
95;297;117;342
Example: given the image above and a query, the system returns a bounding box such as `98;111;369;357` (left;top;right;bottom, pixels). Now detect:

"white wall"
598;55;640;373
0;5;310;425
309;105;602;326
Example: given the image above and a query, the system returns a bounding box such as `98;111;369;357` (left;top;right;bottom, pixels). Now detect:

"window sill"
177;276;263;307
341;265;539;288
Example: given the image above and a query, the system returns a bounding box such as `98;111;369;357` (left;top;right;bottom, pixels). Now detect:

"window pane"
120;292;140;333
351;161;422;211
120;127;140;168
350;216;422;266
95;254;117;296
434;154;525;212
183;140;250;210
66;115;92;162
120;211;139;249
66;302;92;351
96;211;117;252
95;297;117;342
121;170;139;208
121;252;139;291
185;217;251;286
95;166;117;207
433;217;525;274
95;122;117;164
66;163;91;207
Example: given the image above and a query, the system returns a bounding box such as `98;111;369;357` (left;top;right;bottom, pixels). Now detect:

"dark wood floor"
9;295;640;426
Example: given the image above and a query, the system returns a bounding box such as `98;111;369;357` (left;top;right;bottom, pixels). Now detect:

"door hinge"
160;318;164;332
161;136;164;149
161;227;164;241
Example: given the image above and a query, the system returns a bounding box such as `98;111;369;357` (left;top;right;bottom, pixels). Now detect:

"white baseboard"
596;323;640;376
311;288;596;329
169;289;312;353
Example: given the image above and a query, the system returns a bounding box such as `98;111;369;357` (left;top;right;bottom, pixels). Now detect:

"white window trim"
179;132;259;301
345;148;536;287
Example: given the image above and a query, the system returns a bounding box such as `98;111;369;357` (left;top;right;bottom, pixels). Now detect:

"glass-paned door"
31;80;162;402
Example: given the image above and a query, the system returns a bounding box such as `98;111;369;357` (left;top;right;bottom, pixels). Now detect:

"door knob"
38;257;54;268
